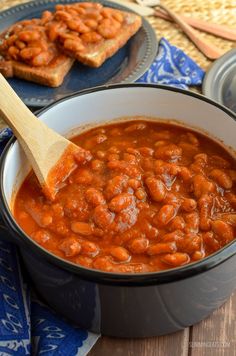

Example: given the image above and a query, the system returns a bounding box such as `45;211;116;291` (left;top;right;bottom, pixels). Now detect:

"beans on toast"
0;3;142;86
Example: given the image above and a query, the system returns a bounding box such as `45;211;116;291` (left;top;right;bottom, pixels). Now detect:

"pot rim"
1;83;236;286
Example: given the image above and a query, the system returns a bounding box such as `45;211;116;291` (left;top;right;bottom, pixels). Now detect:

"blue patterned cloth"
136;38;204;88
0;38;204;355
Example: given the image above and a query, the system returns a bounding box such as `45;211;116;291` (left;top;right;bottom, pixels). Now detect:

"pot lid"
203;49;236;113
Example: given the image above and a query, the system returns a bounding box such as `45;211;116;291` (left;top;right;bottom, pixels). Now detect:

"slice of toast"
53;5;142;68
0;4;142;86
0;21;74;87
11;55;74;87
0;54;74;88
72;11;142;67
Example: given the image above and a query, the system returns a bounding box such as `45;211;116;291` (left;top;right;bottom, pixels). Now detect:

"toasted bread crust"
0;60;13;77
10;56;74;87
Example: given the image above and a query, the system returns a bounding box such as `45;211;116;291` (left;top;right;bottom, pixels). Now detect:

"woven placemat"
148;0;236;71
1;0;236;72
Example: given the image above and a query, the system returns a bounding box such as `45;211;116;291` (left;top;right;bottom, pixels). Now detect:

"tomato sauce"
13;120;236;273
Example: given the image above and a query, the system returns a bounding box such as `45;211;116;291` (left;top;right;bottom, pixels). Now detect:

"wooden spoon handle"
0;74;37;133
158;4;224;60
154;9;236;41
0;74;71;196
0;73;66;156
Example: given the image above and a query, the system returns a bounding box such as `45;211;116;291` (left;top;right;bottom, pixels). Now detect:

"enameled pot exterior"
1;84;236;337
18;248;236;337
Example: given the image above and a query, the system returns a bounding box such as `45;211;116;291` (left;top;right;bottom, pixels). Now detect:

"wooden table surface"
1;1;236;355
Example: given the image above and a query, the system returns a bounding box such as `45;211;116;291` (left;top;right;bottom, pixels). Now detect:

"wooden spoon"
134;0;224;59
154;9;236;41
114;0;236;41
0;73;88;200
158;3;224;59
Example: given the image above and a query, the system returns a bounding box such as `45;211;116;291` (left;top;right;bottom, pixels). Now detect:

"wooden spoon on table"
134;0;225;60
154;9;236;41
0;73;89;200
156;3;225;60
115;0;236;41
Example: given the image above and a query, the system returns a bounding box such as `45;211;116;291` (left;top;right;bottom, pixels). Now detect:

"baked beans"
14;120;236;273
